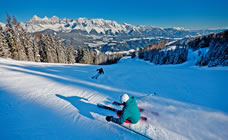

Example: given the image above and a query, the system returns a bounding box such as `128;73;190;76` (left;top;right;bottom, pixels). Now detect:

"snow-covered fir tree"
0;26;11;58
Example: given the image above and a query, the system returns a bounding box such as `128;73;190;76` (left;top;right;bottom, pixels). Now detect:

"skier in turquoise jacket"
106;94;141;124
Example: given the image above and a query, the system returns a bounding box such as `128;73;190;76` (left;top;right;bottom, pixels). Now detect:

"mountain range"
20;15;225;36
0;15;226;52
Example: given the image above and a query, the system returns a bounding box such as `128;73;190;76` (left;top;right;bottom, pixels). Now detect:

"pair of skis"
97;102;153;140
97;103;148;121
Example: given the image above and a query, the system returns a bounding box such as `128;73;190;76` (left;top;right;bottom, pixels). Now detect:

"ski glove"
106;116;113;122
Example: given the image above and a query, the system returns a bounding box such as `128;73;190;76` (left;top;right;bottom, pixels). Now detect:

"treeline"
136;30;228;67
189;31;228;67
0;16;123;65
136;40;188;64
75;47;123;65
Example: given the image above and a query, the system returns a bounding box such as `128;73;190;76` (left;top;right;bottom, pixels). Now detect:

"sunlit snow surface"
0;57;228;140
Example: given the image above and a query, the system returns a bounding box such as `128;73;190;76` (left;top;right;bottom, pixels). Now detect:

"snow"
0;57;228;140
165;41;176;46
85;41;107;47
105;49;135;55
187;48;209;64
172;27;185;31
0;22;5;28
130;38;143;41
108;43;117;46
30;15;42;21
163;45;177;51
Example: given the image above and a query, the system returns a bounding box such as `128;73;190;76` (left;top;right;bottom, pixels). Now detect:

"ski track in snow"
0;57;228;140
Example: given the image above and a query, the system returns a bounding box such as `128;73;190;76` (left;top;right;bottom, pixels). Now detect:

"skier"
92;68;104;79
106;94;141;124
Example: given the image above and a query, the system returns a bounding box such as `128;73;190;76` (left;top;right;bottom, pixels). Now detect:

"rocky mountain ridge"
20;15;225;38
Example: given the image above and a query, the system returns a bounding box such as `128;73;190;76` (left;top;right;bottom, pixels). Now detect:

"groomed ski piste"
0;57;228;140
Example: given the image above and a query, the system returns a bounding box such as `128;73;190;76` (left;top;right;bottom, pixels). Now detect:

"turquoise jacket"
111;97;141;124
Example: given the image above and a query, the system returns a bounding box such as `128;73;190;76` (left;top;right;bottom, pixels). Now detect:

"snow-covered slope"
0;57;228;140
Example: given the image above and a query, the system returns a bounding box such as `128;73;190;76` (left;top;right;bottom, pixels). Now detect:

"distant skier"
106;94;141;124
92;68;104;79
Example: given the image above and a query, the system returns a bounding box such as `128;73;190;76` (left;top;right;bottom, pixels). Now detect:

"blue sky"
0;0;228;29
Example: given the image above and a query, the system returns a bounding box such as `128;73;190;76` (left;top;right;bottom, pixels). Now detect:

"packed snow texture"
0;57;228;140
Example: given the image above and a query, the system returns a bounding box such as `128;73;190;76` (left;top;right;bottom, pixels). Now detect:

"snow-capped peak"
172;27;185;31
32;15;41;20
28;15;61;25
43;16;49;20
29;15;42;22
28;15;41;23
77;17;88;22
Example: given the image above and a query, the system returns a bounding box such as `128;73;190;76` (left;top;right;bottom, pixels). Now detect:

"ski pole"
137;92;156;99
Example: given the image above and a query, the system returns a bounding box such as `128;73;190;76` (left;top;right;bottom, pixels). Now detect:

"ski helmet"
120;93;129;103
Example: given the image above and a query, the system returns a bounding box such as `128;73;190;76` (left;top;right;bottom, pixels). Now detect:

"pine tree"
13;16;35;61
75;47;84;63
33;32;41;62
0;26;11;58
56;38;67;63
66;45;75;64
13;17;28;61
39;34;48;62
79;46;94;64
94;53;107;65
47;34;58;63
